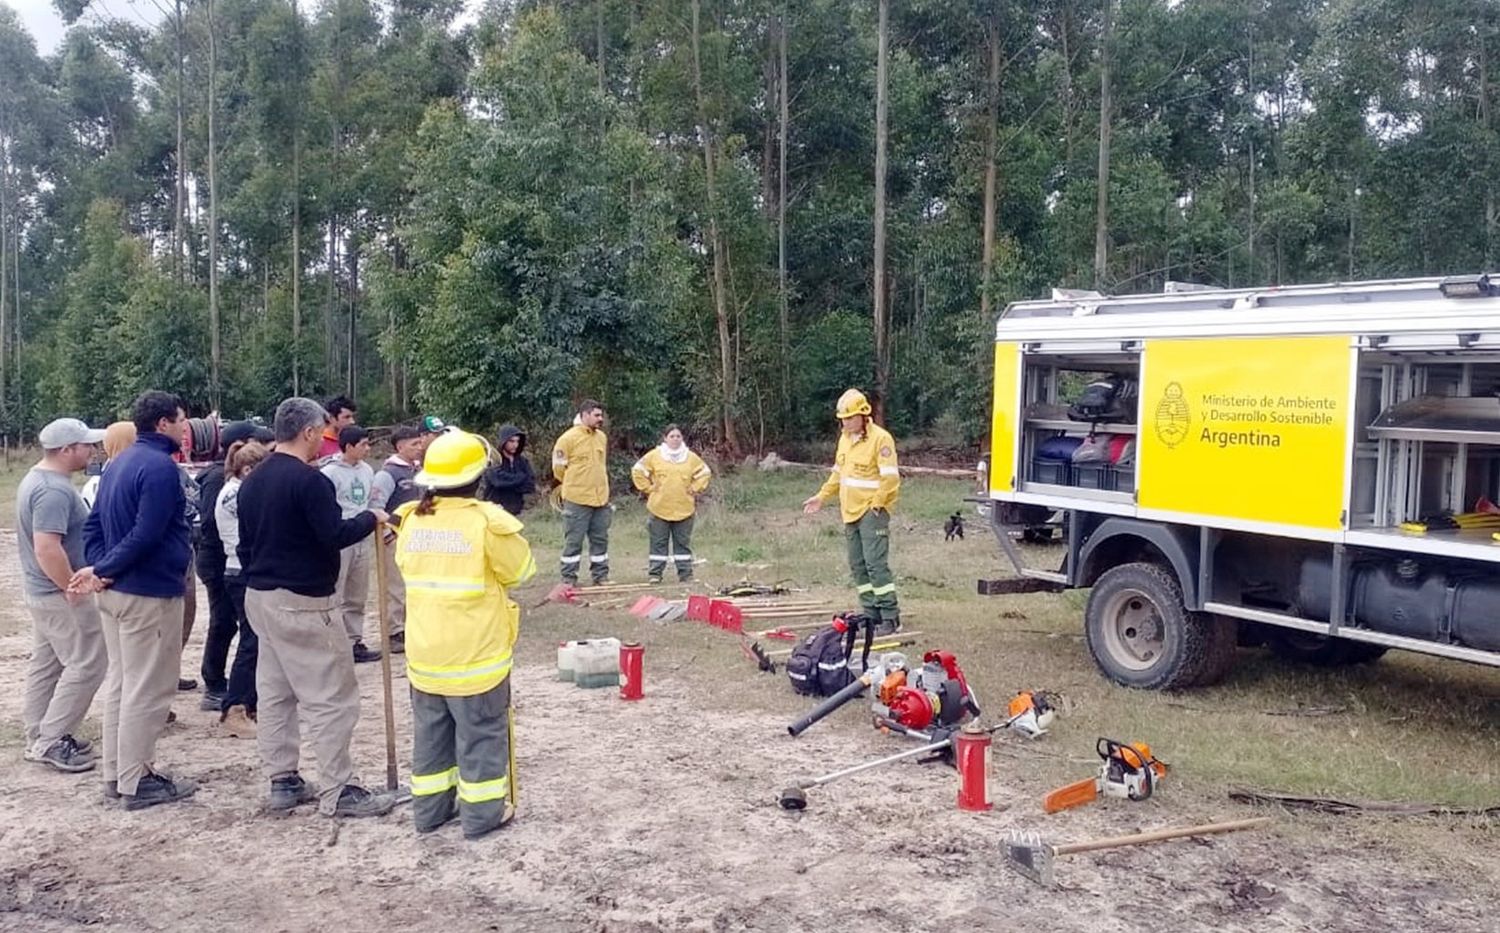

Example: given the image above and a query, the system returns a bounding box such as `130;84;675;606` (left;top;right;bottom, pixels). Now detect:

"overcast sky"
4;0;485;56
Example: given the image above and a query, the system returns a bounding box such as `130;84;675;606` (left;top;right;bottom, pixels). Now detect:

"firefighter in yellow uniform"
552;399;611;585
802;389;902;631
394;431;537;839
631;425;712;583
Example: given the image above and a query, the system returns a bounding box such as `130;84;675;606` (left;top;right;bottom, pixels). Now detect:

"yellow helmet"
835;388;872;419
415;430;489;490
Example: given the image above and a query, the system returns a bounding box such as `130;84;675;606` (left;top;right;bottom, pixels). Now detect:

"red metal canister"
955;725;993;812
619;642;645;701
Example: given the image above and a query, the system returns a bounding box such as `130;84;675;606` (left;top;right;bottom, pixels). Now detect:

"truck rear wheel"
1084;562;1215;690
1266;631;1388;667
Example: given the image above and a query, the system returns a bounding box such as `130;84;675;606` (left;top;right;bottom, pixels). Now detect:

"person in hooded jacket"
482;426;536;516
631;425;711;583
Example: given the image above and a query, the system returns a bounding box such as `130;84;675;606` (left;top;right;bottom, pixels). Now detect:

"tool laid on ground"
718;581;794;598
777;738;955;810
767;634;919;659
787;649;980;737
1001;690;1058;739
1002;817;1272;887
739;637;778;674
1043;738;1168;813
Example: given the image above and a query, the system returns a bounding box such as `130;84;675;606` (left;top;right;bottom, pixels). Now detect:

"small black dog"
944;511;965;541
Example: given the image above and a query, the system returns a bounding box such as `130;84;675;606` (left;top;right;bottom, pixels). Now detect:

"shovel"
1002;817;1272;887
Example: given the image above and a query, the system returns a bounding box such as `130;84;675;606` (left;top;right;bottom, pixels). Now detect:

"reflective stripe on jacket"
551;425;609;508
631;446;711;522
815;422;900;523
393;497;537;696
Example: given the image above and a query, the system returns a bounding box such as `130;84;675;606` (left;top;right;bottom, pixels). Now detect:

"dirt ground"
0;524;1495;933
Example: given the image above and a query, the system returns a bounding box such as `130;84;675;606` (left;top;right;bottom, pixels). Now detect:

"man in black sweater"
237;397;394;819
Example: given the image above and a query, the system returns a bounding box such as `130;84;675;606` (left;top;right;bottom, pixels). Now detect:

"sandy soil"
0;531;1493;933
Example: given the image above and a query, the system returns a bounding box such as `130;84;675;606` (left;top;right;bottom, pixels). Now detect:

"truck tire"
1266;631;1388;667
1084;562;1214;690
1186;615;1239;687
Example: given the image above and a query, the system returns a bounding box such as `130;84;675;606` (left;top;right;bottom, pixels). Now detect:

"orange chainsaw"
1043;738;1167;813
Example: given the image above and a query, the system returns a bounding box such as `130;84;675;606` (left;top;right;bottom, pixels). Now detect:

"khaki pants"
23;593;108;753
98;591;184;796
335;539;373;646
380;530;405;637
245;587;360;814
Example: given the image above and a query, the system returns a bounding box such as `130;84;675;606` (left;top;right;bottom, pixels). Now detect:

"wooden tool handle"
373;526;399;792
1052;817;1271;856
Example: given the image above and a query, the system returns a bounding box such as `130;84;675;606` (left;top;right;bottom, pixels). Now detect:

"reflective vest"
815;422;901;523
393;497;537;696
552;425;609;507
631;446;711;522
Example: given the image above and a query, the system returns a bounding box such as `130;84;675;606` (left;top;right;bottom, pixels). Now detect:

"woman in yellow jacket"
394;430;537;839
631;425;711;583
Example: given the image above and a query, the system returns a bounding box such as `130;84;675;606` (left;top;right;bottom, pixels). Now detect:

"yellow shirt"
393;497;537;696
631;446;711;522
552;424;609;507
815;423;900;523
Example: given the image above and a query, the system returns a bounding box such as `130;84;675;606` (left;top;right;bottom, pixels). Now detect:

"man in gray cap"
18;418;109;773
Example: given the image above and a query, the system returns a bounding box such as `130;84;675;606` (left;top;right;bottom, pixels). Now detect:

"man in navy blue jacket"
74;391;197;811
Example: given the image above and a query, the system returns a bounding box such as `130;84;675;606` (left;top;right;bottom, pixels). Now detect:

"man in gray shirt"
321;426;381;663
19;418;109;773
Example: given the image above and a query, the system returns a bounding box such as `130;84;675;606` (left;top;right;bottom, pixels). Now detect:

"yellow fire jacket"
552;425;609;507
393;497;537;697
815;422;901;523
631;446;712;522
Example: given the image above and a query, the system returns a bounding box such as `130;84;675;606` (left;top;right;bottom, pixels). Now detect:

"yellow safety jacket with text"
393;497;537;696
816;422;901;523
552;425;609;507
631;446;712;522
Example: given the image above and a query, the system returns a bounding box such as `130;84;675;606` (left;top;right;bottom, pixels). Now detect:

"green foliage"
0;0;1496;454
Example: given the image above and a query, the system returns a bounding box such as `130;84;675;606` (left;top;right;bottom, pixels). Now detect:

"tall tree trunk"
597;0;607;97
1092;0;1114;290
327;215;338;384
172;1;187;283
0;146;9;411
777;7;790;418
761;21;777;215
1482;24;1496;267
346;228;358;394
872;0;891;420
1246;12;1256;282
980;10;1001;321
291;0;303;396
690;0;739;455
1060;2;1076;165
207;0;222;408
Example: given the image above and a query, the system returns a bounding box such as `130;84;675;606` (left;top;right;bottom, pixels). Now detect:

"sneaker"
64;735;94;756
220;705;257;739
463;801;517;841
124;772;198;811
647;576;662;585
333;784;396;819
199;690;226;712
103;780;120;801
267;773;319;811
177;678;198;692
352;642;382;664
387;632;405;655
32;737;96;773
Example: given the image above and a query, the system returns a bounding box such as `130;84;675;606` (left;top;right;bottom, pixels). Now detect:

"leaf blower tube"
787;676;868;737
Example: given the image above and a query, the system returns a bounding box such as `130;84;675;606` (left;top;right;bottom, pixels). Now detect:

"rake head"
1002;830;1056;887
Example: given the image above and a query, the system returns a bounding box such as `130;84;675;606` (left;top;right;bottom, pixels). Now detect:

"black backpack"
1068;375;1138;424
786;626;855;696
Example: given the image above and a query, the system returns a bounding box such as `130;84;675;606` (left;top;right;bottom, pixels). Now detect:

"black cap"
221;420;273;448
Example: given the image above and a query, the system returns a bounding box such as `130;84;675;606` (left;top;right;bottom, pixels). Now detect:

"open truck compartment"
985;275;1500;686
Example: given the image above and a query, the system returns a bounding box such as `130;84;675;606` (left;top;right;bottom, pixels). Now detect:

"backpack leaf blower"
786;650;980;738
